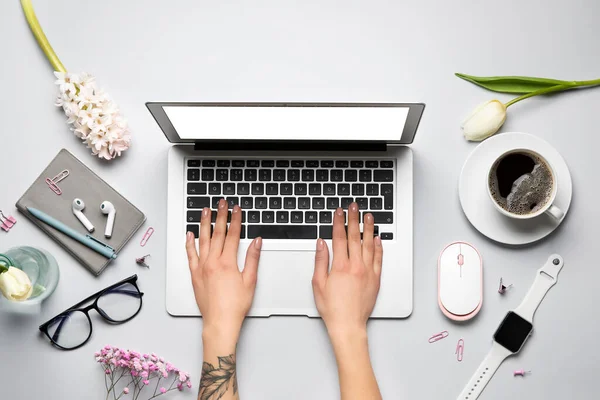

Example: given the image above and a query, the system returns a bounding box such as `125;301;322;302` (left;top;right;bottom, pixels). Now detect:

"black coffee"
488;152;554;215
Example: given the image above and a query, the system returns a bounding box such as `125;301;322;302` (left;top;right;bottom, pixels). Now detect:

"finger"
347;202;362;261
332;208;347;265
210;199;228;256
198;207;211;265
362;213;375;267
242;237;262;287
223;205;242;260
373;236;383;277
312;238;329;290
185;231;199;271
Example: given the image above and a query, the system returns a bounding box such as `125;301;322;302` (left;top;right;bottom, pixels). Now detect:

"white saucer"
459;132;572;245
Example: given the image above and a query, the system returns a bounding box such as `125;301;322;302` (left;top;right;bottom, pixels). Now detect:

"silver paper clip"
140;227;154;247
45;169;70;195
136;254;151;268
456;339;465;362
428;330;449;343
498;277;513;294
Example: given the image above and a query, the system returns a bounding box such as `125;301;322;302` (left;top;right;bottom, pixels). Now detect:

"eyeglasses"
39;275;144;350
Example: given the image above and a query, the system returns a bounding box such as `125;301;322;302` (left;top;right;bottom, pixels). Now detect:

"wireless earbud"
72;198;95;232
100;201;116;238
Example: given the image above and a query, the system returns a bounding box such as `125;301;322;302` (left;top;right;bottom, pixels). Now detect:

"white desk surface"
1;1;599;399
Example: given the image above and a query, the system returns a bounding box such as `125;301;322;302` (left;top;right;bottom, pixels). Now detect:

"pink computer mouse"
438;241;483;321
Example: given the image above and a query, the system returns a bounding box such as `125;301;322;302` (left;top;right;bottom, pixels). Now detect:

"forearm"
330;328;382;400
199;327;240;400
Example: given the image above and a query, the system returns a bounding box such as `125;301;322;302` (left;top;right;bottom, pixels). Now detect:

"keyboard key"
259;169;271;181
291;160;304;167
323;184;336;196
276;211;289;223
356;197;368;210
247;160;259;167
217;160;230;167
247;225;317;239
287;169;300;181
211;197;224;208
255;197;268;209
351;160;364;168
202;160;216;167
223;183;235;195
380;161;394;168
312;197;325;209
366;160;378;168
232;160;245;167
345;170;358;182
316;170;329;182
237;183;250;195
321;160;334;168
366;184;379;196
352;184;365;196
298;197;311;209
226;197;239;209
187;197;210;209
273;169;286;181
276;160;289;167
382;184;393;210
381;232;393;240
319;226;332;239
320;211;332;224
327;198;340;209
291;211;303;223
280;183;293;195
201;169;214;181
335;160;349;168
261;160;275;167
230;169;243;181
188;183;207;195
240;197;253;209
284;197;296;209
266;183;278;195
295;183;307;195
211;210;217;222
338;184;350;195
248;211;260;223
306;183;319;196
187;224;199;238
270;197;282;209
187;211;202;222
245;169;257;181
330;170;344;182
305;160;318;168
374;170;393;182
359;170;372;182
241;211;247;223
188;169;200;181
302;170;315;181
262;211;275;223
240;225;246;239
370;198;383;210
252;183;264;195
341;197;353;209
306;212;317;223
370;212;393;224
188;160;201;167
208;183;221;195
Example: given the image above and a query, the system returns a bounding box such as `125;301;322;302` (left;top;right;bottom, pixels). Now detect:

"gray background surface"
1;1;599;399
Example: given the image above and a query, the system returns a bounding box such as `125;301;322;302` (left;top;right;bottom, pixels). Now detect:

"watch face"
494;312;533;353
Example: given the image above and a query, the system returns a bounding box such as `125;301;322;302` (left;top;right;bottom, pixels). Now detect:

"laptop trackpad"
248;250;318;317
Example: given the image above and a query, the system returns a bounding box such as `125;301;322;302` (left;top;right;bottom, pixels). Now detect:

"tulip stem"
505;78;600;108
20;0;66;73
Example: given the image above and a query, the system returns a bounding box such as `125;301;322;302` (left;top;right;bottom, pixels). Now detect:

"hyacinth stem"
20;0;66;73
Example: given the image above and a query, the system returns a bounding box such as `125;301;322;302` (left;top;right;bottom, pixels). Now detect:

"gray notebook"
15;149;146;276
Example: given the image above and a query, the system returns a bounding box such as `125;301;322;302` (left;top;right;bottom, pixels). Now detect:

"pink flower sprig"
95;345;192;400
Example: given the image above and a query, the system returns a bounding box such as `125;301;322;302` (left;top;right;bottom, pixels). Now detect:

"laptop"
146;102;425;318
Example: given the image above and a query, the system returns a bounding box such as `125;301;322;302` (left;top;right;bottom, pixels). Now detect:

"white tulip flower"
0;267;33;302
461;100;507;141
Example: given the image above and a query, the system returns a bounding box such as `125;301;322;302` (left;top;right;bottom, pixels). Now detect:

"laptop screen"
147;103;425;144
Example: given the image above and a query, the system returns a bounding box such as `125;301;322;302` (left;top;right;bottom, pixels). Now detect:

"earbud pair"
72;198;116;238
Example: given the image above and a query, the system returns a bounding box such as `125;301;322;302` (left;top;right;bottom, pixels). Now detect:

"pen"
27;207;117;259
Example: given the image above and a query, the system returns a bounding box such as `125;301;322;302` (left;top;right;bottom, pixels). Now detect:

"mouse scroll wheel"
457;254;464;266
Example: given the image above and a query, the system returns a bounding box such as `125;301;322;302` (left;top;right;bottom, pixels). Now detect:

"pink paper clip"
0;210;16;232
45;169;70;195
456;339;465;362
428;330;449;343
514;369;531;377
140;227;154;247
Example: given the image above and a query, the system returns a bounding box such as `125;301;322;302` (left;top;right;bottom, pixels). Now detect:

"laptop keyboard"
185;159;394;240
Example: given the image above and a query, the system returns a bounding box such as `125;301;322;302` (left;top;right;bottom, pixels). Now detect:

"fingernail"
336;208;343;216
219;199;226;209
186;232;193;240
202;208;209;217
365;213;373;223
350;203;358;212
254;237;262;249
375;236;382;246
317;238;324;249
233;205;240;213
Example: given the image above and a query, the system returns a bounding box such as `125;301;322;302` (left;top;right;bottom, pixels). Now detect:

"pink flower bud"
160;387;166;394
143;380;150;385
123;388;129;395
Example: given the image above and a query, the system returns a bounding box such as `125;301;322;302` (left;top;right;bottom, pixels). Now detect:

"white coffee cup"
487;148;564;220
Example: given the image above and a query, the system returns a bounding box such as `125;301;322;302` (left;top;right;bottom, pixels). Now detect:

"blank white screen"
163;106;409;141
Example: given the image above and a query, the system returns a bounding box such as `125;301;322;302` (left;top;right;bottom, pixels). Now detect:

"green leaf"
0;264;7;274
455;73;573;94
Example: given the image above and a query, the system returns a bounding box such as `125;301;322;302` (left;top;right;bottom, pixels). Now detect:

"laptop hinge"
193;141;387;152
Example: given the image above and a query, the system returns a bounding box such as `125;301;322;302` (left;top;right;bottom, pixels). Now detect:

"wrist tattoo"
199;354;237;400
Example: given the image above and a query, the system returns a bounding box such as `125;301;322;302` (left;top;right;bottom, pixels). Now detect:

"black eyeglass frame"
39;274;144;350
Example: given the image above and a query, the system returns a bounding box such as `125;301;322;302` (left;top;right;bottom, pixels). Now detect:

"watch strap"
514;254;564;322
456;342;512;400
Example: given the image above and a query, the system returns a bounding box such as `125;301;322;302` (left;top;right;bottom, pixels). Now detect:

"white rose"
461;99;507;141
0;267;33;301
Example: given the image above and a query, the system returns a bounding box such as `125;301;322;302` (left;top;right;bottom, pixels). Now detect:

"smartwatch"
457;254;564;400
